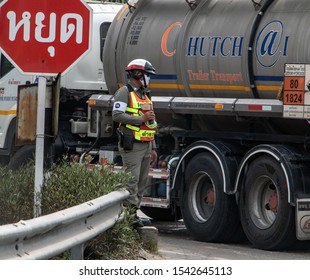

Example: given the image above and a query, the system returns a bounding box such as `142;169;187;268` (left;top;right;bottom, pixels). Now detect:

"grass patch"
85;208;142;259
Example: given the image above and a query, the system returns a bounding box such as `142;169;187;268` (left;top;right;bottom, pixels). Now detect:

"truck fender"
234;144;304;205
171;140;242;195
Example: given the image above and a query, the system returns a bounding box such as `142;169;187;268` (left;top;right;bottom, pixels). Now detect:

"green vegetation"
85;207;142;259
0;163;35;224
41;162;129;213
0;161;146;259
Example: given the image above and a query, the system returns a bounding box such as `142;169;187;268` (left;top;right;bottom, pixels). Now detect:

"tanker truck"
88;0;310;250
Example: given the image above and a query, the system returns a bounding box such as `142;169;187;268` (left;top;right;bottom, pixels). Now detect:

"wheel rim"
249;175;279;229
189;171;215;223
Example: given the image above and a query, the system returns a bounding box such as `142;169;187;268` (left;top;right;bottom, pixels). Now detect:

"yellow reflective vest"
125;91;157;141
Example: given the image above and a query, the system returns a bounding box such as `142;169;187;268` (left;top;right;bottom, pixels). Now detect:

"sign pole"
34;76;47;217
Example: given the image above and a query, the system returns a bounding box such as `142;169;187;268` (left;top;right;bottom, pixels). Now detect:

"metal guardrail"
0;189;129;260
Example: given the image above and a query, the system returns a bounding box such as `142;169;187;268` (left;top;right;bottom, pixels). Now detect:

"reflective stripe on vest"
125;91;157;141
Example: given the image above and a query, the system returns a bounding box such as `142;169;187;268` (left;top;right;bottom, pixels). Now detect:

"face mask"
143;74;150;87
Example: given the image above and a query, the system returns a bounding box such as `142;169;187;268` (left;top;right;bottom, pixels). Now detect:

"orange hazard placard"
283;91;304;105
284;76;305;91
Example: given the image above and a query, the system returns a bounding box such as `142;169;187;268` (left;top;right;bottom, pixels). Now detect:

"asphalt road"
149;219;310;260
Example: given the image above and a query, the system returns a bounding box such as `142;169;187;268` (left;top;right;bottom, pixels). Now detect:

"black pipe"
247;0;275;98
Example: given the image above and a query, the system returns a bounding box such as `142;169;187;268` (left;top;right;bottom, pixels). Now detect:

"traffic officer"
112;59;157;227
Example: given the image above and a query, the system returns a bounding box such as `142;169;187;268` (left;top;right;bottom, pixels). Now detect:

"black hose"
247;0;275;98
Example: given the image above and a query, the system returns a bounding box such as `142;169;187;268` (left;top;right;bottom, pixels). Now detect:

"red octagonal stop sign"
0;0;92;75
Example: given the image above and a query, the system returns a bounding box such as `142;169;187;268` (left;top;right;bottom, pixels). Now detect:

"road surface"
150;219;310;260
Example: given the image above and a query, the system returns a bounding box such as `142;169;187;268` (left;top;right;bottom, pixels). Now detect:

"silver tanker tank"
103;0;310;134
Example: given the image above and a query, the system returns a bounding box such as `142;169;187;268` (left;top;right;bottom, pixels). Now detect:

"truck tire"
140;206;181;221
239;155;296;250
181;152;242;243
8;145;36;170
0;155;10;166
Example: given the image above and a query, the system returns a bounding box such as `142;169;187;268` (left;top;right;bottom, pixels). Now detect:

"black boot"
133;214;145;228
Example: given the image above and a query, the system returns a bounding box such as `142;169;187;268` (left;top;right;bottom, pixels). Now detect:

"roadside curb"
137;226;162;259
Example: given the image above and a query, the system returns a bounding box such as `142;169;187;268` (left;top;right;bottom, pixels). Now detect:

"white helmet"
125;59;156;75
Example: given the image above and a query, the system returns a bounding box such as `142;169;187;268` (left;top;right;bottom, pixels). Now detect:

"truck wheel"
182;152;241;243
140;206;181;221
8;145;36;170
239;155;296;250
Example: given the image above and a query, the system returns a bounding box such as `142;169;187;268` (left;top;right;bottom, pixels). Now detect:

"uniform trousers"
119;141;152;208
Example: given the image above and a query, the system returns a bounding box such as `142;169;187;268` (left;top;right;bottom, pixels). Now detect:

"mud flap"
296;198;310;240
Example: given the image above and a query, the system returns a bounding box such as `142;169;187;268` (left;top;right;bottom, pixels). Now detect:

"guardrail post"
70;244;84;260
